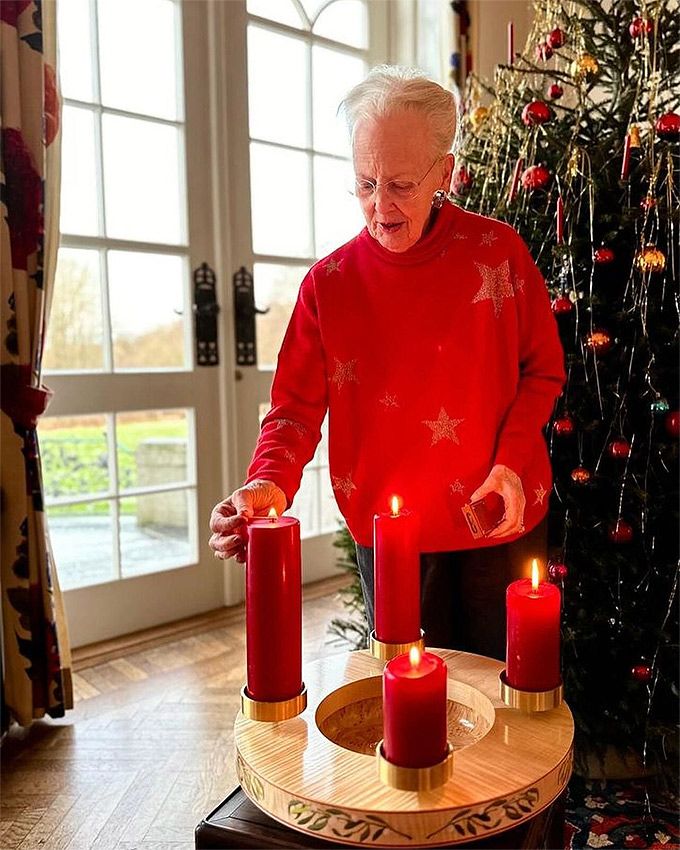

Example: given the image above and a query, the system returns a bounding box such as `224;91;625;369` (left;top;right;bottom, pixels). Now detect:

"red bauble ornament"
522;100;552;126
609;520;634;543
586;329;613;354
536;42;553;61
640;196;657;210
629;17;653;38
631;663;652;682
594;246;615;264
548;561;568;581
551;296;573;314
548;83;564;100
655;112;680;142
521;164;551;191
554;415;575;436
547;27;566;49
665;411;680;438
571;466;591;484
452;165;473;196
608;438;631;459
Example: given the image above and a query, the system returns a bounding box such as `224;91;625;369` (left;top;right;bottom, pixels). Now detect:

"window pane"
320;469;341;533
102;114;185;245
312;47;365;156
313;0;368;48
119;489;196;578
41;414;109;502
57;0;95;103
314;156;364;257
108;251;186;370
60;106;99;237
253;263;309;368
247;0;306;29
98;0;181;121
250;144;312;257
417;0;445;80
290;468;318;537
48;500;116;590
116;409;191;492
248;27;308;147
43;249;105;372
313;413;329;465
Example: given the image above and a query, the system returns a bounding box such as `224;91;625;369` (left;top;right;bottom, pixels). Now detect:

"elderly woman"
209;66;565;660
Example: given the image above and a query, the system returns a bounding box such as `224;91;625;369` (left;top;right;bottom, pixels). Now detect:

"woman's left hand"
470;464;526;538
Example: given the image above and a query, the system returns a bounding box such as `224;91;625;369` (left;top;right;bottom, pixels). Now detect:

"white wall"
469;0;535;83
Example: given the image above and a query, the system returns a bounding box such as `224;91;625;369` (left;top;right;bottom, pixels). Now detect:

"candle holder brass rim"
499;670;563;712
368;630;425;662
240;684;307;722
376;740;454;791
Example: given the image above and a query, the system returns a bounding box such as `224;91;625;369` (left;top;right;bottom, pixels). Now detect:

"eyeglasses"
352;157;442;201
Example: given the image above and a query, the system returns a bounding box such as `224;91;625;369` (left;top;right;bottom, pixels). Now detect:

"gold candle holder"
240;684;307;722
369;629;425;662
499;670;563;712
376;740;453;791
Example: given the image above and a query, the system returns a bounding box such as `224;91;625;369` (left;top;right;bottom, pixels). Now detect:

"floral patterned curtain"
1;0;72;727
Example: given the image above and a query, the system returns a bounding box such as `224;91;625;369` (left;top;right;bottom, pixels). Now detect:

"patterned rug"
565;776;679;849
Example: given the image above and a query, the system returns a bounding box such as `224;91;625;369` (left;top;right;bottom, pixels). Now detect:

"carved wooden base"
234;650;574;847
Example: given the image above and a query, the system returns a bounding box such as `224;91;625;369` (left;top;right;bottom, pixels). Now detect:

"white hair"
339;65;460;157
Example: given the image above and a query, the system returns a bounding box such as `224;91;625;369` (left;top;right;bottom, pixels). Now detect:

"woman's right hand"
208;479;287;563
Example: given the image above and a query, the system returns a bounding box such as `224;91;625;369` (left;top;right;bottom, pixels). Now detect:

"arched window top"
247;0;368;49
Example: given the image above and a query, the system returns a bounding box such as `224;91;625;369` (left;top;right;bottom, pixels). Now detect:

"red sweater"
247;201;565;552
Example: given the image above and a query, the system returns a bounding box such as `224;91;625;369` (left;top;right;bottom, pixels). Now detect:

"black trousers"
355;517;548;661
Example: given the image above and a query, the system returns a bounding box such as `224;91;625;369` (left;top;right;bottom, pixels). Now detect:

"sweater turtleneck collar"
358;200;460;266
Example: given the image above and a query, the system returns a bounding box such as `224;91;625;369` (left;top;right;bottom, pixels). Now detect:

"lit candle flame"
268;506;278;522
390;495;401;516
409;646;421;668
531;558;540;591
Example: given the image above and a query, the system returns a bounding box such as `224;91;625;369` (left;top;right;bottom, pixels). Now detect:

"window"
247;0;369;538
43;0;199;590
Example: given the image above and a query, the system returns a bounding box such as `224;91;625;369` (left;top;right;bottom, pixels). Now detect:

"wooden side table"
195;785;567;849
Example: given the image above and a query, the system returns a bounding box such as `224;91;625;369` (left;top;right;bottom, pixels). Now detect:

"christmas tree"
456;0;678;778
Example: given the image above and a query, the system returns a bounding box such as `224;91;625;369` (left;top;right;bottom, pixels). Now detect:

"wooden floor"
1;577;353;850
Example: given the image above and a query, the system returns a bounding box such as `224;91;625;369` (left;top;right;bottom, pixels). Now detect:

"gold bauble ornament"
635;245;666;273
572;54;599;81
469;106;490;130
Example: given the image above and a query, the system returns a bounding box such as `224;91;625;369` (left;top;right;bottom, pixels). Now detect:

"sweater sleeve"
245;271;328;507
493;234;566;477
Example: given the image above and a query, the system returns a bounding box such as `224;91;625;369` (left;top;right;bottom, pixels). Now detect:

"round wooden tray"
234;649;574;847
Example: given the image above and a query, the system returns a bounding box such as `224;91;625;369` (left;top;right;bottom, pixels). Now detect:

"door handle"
193;262;220;366
233;266;269;366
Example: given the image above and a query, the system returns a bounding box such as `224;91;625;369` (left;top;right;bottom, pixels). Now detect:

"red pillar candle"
383;648;448;768
374;497;421;644
506;560;561;691
246;511;302;702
